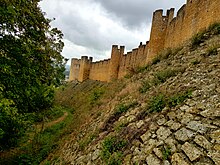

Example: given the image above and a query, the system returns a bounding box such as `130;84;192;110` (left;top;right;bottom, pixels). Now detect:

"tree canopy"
0;0;66;148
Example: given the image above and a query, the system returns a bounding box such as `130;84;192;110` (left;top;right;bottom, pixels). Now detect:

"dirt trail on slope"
36;111;68;130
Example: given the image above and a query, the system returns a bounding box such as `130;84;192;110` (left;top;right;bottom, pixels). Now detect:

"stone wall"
164;0;220;49
89;59;110;82
69;58;81;81
69;0;220;82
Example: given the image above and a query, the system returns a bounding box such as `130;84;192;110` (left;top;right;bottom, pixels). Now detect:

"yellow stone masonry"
69;0;220;82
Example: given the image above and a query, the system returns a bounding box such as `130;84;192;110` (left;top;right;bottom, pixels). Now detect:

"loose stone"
181;142;203;161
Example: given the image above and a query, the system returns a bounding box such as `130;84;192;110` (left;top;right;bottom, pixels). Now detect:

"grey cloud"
41;0;186;61
94;0;186;28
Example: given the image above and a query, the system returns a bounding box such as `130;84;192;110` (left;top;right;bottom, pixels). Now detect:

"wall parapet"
69;0;220;82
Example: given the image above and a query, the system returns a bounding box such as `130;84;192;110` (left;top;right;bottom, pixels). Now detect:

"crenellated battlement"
69;0;220;82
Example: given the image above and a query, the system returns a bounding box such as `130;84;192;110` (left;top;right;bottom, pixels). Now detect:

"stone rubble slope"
50;35;220;165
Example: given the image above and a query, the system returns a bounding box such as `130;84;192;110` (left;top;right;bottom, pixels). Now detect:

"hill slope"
45;26;220;165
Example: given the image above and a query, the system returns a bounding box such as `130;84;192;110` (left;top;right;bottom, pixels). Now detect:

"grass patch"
191;32;206;48
191;23;220;49
135;65;151;73
139;68;185;93
154;68;180;83
101;136;127;165
207;44;219;56
162;146;171;160
148;94;166;113
191;59;200;65
151;48;172;65
167;90;192;108
90;88;105;105
1;106;74;165
79;132;98;150
139;80;152;93
146;90;192;113
207;22;220;35
114;121;128;132
113;102;138;117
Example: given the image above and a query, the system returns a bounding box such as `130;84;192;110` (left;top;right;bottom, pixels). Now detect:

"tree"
0;0;66;147
0;0;66;112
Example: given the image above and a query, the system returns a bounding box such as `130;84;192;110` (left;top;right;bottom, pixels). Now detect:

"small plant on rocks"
207;44;219;56
148;94;166;113
101;136;127;165
162;146;171;160
113;102;138;117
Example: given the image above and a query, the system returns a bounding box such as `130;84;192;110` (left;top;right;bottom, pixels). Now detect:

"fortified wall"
69;0;220;82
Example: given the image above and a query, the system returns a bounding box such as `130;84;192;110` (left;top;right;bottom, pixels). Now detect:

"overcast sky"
40;0;186;64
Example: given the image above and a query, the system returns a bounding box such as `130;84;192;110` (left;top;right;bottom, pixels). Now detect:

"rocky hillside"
44;25;220;165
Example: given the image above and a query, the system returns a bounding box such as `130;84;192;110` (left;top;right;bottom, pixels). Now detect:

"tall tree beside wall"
0;0;66;148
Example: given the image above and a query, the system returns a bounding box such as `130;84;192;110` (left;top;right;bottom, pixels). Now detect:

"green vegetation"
90;88;105;105
207;22;220;35
191;32;206;48
139;68;185;93
79;132;98;150
101;136;127;165
162;146;171;160
0;95;26;149
191;59;201;65
154;68;183;83
167;90;192;108
152;48;172;65
113;102;138;117
0;0;66;149
148;94;166;113
139;80;151;93
191;23;220;49
1;107;74;165
207;44;219;56
114;121;128;132
146;90;192;113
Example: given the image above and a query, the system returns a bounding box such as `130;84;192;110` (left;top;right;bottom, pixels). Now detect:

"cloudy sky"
40;0;186;64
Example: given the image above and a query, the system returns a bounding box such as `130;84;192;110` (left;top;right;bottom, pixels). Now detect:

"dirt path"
36;111;68;131
0;111;68;160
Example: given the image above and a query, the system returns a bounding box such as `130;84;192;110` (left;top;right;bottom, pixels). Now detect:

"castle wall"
69;58;81;81
89;59;110;82
69;0;220;82
146;10;169;63
164;0;220;48
78;56;93;82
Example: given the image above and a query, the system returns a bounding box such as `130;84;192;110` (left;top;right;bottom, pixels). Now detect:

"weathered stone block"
171;153;189;165
194;135;212;150
156;127;172;140
175;128;195;141
181;142;203;161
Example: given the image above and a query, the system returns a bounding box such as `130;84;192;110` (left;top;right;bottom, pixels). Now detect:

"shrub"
191;32;206;48
152;55;161;65
191;59;200;65
114;122;128;132
207;45;219;56
79;133;98;150
151;48;172;65
148;94;166;113
167;90;192;108
139;80;151;93
162;146;171;160
90;88;105;105
0;98;26;149
114;102;138;116
139;68;185;94
208;23;220;35
146;89;192;113
154;68;183;84
101;136;127;164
